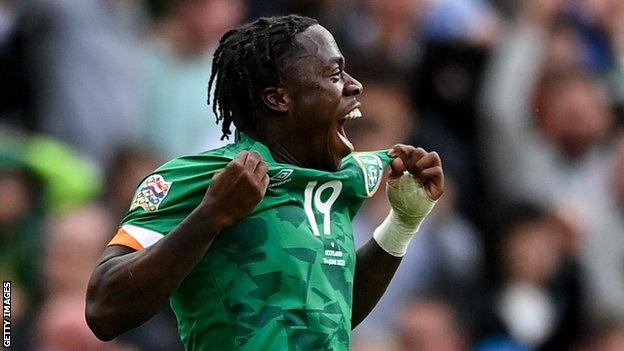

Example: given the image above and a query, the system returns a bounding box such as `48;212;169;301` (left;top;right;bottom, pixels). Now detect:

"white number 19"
303;180;342;236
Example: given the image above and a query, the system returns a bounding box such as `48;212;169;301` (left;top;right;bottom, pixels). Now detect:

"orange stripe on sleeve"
108;228;144;251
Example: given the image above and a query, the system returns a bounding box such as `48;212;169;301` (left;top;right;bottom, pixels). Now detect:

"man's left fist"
388;144;444;201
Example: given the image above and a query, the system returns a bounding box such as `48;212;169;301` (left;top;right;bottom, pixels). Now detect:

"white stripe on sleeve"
121;224;165;248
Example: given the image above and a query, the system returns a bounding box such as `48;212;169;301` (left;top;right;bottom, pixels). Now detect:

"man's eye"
330;69;343;81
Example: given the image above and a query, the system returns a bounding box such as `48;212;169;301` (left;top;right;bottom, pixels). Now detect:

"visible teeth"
344;108;362;120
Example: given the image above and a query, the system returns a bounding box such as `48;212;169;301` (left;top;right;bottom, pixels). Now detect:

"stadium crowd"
1;0;624;350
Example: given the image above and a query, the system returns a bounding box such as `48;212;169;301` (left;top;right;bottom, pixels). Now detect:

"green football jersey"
117;132;393;350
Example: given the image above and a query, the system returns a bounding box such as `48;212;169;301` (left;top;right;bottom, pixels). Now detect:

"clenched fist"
372;144;445;257
199;151;269;229
388;144;444;201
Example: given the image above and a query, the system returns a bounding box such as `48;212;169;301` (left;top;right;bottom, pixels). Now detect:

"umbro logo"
269;168;294;187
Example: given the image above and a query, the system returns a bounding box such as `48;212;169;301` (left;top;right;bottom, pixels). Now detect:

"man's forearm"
86;206;222;340
352;239;402;329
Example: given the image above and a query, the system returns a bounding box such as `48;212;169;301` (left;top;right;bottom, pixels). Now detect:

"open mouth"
337;107;362;152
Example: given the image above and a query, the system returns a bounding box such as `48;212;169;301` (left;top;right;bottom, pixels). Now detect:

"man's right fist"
200;151;269;230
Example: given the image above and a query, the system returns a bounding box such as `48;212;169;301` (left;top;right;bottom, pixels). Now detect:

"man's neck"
245;128;307;168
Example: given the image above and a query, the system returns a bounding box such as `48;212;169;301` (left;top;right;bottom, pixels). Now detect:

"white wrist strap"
373;173;437;257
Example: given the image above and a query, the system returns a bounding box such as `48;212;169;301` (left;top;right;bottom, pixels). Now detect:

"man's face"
538;77;613;159
279;24;363;171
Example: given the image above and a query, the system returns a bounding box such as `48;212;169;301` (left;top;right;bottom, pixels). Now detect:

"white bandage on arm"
373;172;437;257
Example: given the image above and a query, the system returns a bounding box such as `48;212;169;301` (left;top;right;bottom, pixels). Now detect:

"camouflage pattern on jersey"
121;133;393;350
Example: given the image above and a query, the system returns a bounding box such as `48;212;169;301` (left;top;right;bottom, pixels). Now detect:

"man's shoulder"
128;144;242;206
155;143;244;175
121;144;242;226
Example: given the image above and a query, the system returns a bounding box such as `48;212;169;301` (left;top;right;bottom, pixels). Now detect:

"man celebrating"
86;15;444;351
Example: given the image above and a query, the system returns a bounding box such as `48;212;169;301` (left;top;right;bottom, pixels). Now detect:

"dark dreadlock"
208;15;318;140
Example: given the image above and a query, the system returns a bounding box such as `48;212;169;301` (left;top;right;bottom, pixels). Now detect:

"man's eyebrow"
331;56;345;66
327;56;345;68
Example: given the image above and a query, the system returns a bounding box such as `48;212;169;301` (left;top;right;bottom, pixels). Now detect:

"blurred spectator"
40;205;113;298
350;331;400;351
480;0;624;325
11;0;146;168
334;0;429;78
23;135;102;214
579;135;624;318
0;128;102;214
0;161;44;306
534;69;613;159
572;319;624;351
424;0;500;45
612;135;624;204
0;165;44;294
397;298;468;351
409;0;500;221
104;145;162;223
478;203;583;351
598;0;624;115
138;0;246;159
411;38;491;217
0;158;44;350
245;0;351;22
0;0;16;45
1;127;105;348
0;0;34;131
33;205;135;350
480;7;616;205
35;295;138;351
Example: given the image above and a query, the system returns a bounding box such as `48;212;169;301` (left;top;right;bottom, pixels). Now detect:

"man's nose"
344;72;363;96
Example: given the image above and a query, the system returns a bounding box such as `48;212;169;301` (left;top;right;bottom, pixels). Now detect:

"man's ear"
262;86;291;113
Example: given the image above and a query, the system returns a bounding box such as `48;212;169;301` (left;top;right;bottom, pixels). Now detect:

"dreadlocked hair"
208;15;318;140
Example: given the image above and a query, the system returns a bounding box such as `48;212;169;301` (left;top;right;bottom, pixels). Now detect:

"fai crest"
353;153;383;197
130;174;172;212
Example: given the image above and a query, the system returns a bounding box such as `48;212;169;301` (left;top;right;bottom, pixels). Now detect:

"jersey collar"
234;131;376;171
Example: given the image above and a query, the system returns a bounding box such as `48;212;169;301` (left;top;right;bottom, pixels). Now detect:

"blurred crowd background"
2;0;624;350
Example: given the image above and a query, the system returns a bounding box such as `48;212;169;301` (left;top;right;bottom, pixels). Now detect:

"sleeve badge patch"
353;153;384;197
130;174;173;212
